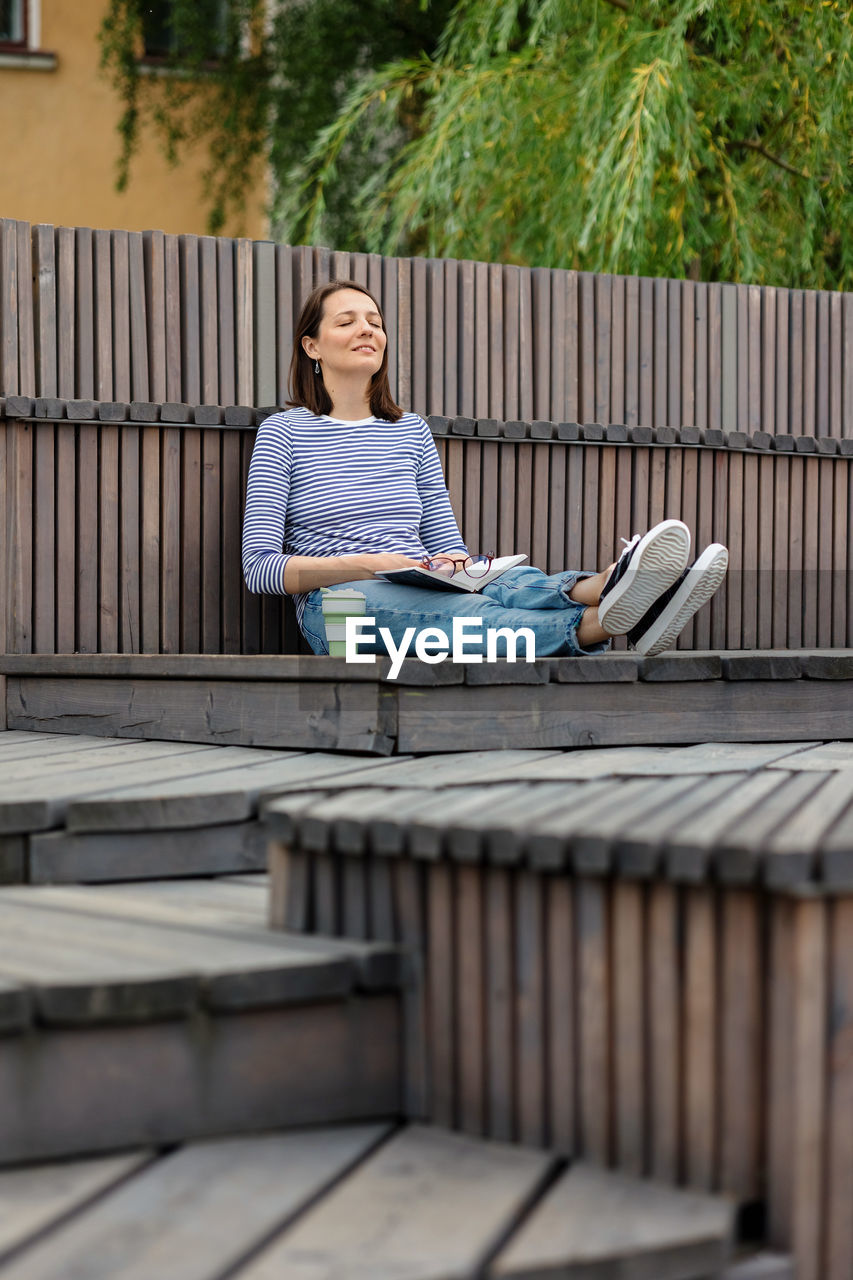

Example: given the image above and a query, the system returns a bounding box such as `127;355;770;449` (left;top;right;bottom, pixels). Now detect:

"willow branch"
728;138;812;180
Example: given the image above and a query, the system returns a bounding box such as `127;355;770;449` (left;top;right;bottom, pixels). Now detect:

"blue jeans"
300;566;608;658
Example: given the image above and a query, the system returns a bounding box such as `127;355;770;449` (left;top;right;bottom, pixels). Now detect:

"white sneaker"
598;519;692;637
628;543;729;656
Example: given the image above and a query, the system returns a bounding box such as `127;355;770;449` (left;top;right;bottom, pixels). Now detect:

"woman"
242;279;728;659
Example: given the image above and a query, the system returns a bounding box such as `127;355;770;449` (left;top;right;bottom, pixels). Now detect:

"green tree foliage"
294;0;853;287
99;0;452;238
101;0;852;288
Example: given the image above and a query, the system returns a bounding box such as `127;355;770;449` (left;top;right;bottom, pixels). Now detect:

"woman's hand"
355;553;425;575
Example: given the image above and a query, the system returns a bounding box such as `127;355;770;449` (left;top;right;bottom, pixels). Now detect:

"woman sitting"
242;280;728;659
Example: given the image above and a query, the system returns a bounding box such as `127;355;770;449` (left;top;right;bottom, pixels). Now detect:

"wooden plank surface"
237;1124;554;1280
0;1152;151;1265
492;1161;733;1280
0;1128;387;1280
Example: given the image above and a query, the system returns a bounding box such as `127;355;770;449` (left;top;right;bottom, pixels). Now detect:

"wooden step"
0;730;407;884
0;882;403;1165
4;651;853;754
0;1125;734;1280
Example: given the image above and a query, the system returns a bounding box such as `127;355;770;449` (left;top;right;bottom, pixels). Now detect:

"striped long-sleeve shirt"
241;407;468;629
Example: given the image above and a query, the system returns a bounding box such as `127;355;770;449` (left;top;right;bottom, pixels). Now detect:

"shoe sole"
631;544;729;657
598;519;691;637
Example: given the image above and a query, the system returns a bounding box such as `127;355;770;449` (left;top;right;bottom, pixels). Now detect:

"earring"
314;359;320;375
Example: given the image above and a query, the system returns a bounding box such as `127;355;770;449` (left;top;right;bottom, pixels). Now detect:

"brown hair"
287;279;402;422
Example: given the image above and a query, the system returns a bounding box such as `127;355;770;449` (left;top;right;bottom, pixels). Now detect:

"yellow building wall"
0;0;268;238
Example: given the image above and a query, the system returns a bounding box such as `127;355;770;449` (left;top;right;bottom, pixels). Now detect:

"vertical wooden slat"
648;882;680;1182
180;427;201;653
546;875;574;1153
55;418;76;651
275;245;294;407
612;880;645;1176
93;228;113;402
639;277;653;427
736;284;749;433
456;863;485;1137
762;287;776;436
564;270;579;423
160;427;181;652
832;459;848;647
719;889;762;1202
767;896;794;1248
610;274;625;426
721;284;737;430
680;279;694;428
517;267;534;422
624;275;639;428
99;424;119;653
140;425;161;652
393;858;429;1119
119;425;140;652
198;236;219;405
396;256;412;412
201;427;222;653
221;429;242;653
787;457;804;649
682;886;716;1190
127;231;149;402
577;876;610;1165
488;262;503;420
485;865;515;1142
179;235;201;407
789;291;804;436
746;284;761;434
74;228;94;400
0;219;19;394
75;424;98;652
802;289;817;438
427;259;444;418
653;277;668;427
502;262;522;417
829;290;842;437
143;230;167;403
110;230;131;403
667;277;681;429
594;273;611;425
7;422;33;652
696;281;711;429
776;287;789;434
515;870;545;1147
532;268;551;421
411;257;428;416
473;260;489;419
32;419;55;653
32;224;57;397
802;456;819;648
381;253;399;407
217;237;236;406
164;234;182;403
427;861;455;1129
790;897;827;1280
818;453;835;647
15;221;35;397
240;431;261;654
842;293;853;438
579;272;595;423
458;259;475;420
707;283;722;429
825;898;853;1280
756;451;775;649
443;258;459;418
253;239;276;407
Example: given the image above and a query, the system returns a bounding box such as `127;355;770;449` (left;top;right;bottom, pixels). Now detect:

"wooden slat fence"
3;217;852;436
1;403;850;656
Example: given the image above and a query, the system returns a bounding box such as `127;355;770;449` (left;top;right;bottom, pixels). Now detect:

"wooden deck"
0;1123;741;1280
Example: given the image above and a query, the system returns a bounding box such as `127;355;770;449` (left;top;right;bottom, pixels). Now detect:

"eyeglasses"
420;553;495;578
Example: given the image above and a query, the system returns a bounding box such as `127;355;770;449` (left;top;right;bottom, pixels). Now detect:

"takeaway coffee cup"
320;587;367;656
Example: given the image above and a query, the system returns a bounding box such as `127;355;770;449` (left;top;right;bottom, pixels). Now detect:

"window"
141;0;227;63
0;0;26;48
